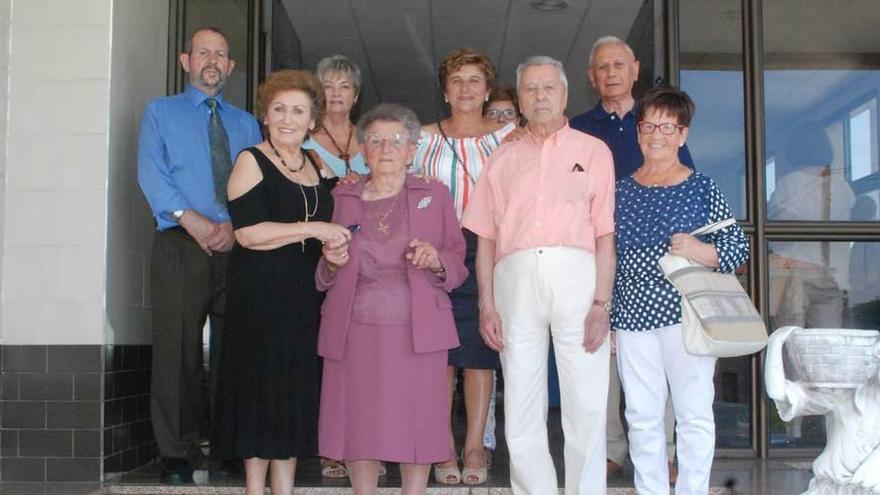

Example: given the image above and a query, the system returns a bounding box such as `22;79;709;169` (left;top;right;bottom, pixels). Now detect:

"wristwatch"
592;299;612;313
171;209;186;222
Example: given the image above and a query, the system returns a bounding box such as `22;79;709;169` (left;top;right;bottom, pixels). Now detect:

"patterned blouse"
413;122;515;221
612;172;749;331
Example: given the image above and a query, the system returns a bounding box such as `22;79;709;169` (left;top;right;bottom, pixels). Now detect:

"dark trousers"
149;228;228;462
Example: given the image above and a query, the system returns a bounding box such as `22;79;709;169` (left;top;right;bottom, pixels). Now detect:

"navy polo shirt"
570;101;695;179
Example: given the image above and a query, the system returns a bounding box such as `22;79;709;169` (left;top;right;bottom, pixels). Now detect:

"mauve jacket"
315;174;468;362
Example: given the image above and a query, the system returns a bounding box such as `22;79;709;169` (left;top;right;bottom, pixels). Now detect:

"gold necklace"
374;192;402;235
297;161;320;251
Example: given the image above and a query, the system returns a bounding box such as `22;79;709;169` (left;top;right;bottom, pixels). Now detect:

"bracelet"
592;299;612;313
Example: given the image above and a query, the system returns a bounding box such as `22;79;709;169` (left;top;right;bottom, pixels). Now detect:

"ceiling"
274;0;649;122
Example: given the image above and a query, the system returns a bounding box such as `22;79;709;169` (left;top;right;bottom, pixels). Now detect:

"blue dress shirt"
138;85;263;231
570;101;694;179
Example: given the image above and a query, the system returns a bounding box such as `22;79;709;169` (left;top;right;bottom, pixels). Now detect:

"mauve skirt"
318;321;452;463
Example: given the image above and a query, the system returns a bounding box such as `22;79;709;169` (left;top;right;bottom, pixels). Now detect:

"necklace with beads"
268;138;319;251
320;123;354;175
268;137;306;174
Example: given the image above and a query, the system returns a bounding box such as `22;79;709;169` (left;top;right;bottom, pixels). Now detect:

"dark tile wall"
0;345;102;481
0;344;155;481
102;345;155;474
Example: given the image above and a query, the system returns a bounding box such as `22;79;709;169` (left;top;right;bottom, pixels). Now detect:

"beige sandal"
320;458;348;478
461;448;488;485
433;460;461;485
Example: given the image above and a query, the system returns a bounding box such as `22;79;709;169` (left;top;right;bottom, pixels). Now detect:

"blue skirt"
448;229;501;369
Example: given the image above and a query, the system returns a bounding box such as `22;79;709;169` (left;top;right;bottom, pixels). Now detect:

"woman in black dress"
213;69;351;495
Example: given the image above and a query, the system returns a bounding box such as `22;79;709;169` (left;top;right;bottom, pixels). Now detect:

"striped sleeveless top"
413;122;515;221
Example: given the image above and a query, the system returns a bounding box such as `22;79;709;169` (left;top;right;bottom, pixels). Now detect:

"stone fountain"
765;326;880;494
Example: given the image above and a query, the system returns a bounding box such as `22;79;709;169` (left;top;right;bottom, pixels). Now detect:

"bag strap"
689;217;736;237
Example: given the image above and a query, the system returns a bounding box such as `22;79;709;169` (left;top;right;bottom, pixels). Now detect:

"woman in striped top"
413;48;514;486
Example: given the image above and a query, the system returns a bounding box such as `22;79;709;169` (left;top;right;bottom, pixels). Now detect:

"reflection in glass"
766;120;856;222
849;104;875;182
769;241;848;330
763;0;880;218
848;236;880;331
768;241;880;448
679;0;746;219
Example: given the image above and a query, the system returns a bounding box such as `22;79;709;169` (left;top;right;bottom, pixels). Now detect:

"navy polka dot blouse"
612;172;749;332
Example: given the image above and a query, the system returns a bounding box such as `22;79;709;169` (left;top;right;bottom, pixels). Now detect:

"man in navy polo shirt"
570;35;694;178
569;35;692;482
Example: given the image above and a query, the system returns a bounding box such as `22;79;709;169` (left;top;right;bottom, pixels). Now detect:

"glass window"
763;1;880;221
714;256;753;449
680;0;746;219
848;99;877;182
768;240;880;449
714;355;752;448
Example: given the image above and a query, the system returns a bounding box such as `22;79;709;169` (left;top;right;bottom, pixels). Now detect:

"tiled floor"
100;405;814;494
0;406;816;494
0;458;815;494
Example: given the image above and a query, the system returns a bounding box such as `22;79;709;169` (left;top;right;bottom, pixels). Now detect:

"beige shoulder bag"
658;219;768;357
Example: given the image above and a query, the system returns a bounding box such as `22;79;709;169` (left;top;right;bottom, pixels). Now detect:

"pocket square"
417;196;432;209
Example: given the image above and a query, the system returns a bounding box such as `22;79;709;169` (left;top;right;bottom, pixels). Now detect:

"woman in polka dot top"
611;87;749;495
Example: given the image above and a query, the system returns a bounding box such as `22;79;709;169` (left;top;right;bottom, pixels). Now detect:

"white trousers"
606;358;676;465
617;324;717;495
495;247;609;495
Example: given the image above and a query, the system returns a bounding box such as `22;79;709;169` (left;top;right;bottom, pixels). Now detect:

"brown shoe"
668;461;678;485
606;459;624;477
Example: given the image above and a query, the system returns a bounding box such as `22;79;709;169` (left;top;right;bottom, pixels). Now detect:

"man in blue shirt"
569;35;689;482
137;26;261;484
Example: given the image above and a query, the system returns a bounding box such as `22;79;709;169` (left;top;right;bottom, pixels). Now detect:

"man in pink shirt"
462;56;616;495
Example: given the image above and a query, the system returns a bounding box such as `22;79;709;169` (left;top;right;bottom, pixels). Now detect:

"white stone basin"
785;328;879;388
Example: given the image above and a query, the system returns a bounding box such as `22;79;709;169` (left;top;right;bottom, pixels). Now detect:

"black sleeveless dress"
213;147;335;459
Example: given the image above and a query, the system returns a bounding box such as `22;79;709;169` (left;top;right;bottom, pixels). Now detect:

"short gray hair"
589;36;636;66
515;56;568;91
316;54;362;96
356;103;421;143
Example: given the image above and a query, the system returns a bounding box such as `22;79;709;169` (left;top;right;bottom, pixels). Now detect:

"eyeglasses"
637;121;685;135
363;132;411;148
485;109;518;120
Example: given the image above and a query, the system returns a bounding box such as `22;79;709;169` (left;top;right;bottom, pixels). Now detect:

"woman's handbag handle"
689;217;737;237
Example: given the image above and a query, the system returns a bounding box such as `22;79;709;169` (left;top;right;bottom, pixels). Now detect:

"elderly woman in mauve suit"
316;103;467;495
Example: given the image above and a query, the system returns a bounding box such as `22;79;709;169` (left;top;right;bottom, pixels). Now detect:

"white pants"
606;358;676;465
617;324;716;495
495;247;609;495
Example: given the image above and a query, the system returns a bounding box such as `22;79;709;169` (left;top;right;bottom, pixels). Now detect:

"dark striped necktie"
206;97;233;204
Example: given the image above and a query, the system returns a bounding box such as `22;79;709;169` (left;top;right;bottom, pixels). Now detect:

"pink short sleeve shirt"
462;123;615;263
